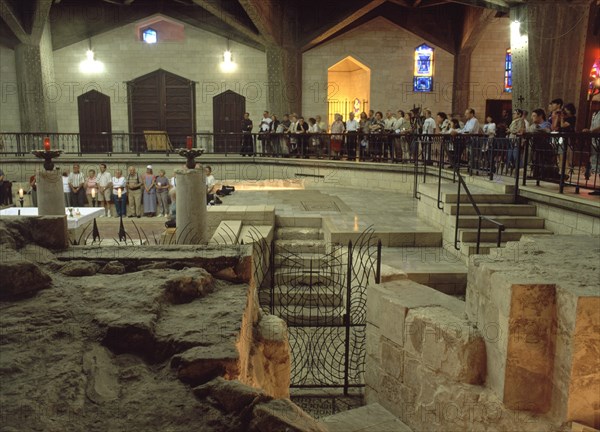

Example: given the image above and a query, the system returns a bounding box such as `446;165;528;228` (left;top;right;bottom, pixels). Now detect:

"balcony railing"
1;131;598;195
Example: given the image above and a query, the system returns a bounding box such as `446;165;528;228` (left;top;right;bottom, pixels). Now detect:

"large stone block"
405;306;486;385
380;336;404;381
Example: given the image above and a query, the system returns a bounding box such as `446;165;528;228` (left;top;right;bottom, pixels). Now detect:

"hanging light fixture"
79;39;105;74
220;39;236;73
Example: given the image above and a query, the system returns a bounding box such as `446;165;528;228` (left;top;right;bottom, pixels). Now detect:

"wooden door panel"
78;90;111;153
213;90;245;153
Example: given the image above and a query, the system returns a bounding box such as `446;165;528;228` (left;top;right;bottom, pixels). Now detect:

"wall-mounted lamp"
220;40;237;73
79;40;105;74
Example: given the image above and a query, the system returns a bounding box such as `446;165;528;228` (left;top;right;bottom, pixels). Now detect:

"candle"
117;188;122;199
19;188;24;198
186;136;193;149
91;188;96;199
43;136;51;151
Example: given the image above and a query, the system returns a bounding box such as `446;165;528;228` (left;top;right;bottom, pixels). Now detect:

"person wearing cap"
142;165;157;217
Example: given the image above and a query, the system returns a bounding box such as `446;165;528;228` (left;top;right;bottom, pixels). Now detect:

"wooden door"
127;69;195;151
213;90;245;153
78;90;111;153
485;99;512;126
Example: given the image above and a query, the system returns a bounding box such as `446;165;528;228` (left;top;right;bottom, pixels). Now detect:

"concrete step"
454;215;545;229
275;215;322;228
460;242;508;257
320;403;413;432
274;268;340;286
208;220;242;245
459;228;553;243
447;203;538;216
441;192;515;204
276;227;324;241
273;305;346;326
275;253;327;268
259;286;344;308
275;239;326;254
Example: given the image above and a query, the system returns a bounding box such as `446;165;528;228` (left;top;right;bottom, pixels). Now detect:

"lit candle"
117;188;122;199
91;188;96;199
186;136;193;150
43;136;51;151
19;188;24;198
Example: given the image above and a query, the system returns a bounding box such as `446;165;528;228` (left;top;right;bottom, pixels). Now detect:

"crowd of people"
238;101;598;164
45;163;223;220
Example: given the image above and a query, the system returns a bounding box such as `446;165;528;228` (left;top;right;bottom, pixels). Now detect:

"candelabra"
91;195;101;242
117;194;126;242
178;148;204;169
31;149;63;171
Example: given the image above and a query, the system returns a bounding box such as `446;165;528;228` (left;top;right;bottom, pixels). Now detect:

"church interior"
1;0;599;431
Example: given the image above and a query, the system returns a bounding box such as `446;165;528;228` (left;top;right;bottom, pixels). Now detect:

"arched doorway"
78;90;111;153
327;56;371;126
127;69;196;151
213;90;246;154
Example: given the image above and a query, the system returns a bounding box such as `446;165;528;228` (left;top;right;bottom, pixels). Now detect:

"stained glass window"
142;28;157;44
413;44;433;92
589;59;599;96
504;49;512;93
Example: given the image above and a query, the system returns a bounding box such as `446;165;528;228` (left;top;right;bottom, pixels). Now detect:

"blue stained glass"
504;49;512;93
414;77;433;92
143;28;157;44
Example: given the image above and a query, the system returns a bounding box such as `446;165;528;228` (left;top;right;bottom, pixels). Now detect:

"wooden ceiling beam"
192;0;264;44
302;0;386;51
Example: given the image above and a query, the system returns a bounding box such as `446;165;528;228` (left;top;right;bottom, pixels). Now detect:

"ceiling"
0;0;534;54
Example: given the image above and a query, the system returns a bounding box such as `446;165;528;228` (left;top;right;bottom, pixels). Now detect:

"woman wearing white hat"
142;165;157;217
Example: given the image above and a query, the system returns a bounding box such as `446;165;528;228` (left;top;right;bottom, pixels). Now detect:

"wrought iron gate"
265;229;381;393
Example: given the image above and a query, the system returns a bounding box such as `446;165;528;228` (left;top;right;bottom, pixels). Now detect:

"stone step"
441;192;515;204
208;220;242;245
274;268;340;286
459;228;553;243
447;203;538;216
274;253;327;268
320;403;413;432
459;242;508;257
276;227;324;241
275;240;326;254
259;286;344;308
272;305;346;326
275;215;322;228
454;215;546;229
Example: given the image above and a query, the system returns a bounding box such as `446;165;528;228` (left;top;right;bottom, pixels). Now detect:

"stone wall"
468;17;512;120
302;17;455;122
0;46;21;132
50;16;267;133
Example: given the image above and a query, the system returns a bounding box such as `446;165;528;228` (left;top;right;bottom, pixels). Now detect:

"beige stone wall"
51;17;267;133
302;17;454;121
534;202;600;235
468;17;512;120
0;47;21;132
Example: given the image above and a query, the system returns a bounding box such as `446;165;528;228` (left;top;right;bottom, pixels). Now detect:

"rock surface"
60;260;100;276
0;258;52;299
98;260;126;274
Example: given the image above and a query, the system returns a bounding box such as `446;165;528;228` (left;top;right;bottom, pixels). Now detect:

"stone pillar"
37;168;65;216
14;19;57;132
510;1;596;128
175;168;207;244
266;44;302;117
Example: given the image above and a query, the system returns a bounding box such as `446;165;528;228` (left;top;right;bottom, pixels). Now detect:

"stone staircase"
260;215;347;326
417;182;553;261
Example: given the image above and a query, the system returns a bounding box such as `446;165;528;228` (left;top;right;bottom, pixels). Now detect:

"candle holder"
177;148;204;169
19;196;24;207
117;196;127;242
31;149;63;171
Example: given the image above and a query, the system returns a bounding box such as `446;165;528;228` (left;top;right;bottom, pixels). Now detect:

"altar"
0;207;104;230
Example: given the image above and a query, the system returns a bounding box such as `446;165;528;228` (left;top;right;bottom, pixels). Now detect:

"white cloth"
97;171;112;187
62;176;70;193
308;123;319;133
260;117;273;132
206;174;215;192
345;119;359;132
422;117;436;135
112;176;126;194
392;117;405;131
483;122;496;136
460;117;481;134
384;117;396;131
68;172;85;188
170;176;176;187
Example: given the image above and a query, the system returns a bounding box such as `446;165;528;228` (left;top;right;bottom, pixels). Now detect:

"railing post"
454;172;461;251
513;141;521;204
270;240;275;314
476;217;482;254
375;239;382;284
344;240;353;396
489;138;495;181
559;137;568;194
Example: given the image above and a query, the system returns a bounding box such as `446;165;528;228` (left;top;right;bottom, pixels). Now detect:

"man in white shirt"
258;111;273;156
345;111;359;160
111;169;127;217
383;111;397;160
420;109;437;164
68;164;86;207
96;163;112;217
457;108;481;134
